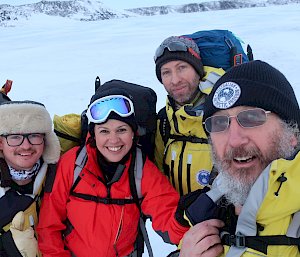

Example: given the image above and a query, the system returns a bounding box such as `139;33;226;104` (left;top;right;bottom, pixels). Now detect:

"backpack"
183;29;253;71
159;29;253;145
54;77;157;161
98;78;157;160
53;114;82;155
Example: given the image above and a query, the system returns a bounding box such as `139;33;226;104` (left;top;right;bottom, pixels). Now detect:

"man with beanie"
154;36;225;196
0;100;61;257
177;60;300;257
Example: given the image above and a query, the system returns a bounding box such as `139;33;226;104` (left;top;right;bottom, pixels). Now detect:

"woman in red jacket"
37;83;189;257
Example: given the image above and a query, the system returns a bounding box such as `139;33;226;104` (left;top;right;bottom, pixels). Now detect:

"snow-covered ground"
1;3;300;256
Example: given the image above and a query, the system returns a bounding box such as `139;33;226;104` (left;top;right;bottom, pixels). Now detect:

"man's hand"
179;219;224;257
10;211;38;257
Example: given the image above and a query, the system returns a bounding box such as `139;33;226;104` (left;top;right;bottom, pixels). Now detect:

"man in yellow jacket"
154;35;225;196
178;60;300;257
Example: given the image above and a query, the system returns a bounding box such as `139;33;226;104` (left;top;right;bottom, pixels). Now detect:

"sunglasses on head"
154;40;200;62
86;95;134;124
204;108;271;133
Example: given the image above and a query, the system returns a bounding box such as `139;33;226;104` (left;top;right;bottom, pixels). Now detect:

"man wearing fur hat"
0;100;60;257
154;36;225;196
177;60;300;257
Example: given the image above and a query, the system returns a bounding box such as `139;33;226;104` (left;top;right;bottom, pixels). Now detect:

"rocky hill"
1;0;299;26
126;0;299;15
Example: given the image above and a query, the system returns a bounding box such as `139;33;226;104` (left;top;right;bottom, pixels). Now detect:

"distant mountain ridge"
0;0;129;26
1;0;299;26
126;0;299;15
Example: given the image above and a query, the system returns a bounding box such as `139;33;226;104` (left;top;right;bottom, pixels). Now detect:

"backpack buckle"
229;234;246;248
234;53;243;66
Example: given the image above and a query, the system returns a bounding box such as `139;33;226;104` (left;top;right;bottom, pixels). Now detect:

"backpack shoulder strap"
71;146;88;192
72;145;142;198
129;147;154;257
70;146;153;257
32;162;48;197
287;211;300;238
129;148;140;209
134;147;144;199
158;107;170;147
199;71;222;94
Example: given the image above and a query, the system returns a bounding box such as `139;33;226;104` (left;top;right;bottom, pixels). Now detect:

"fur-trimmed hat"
0;100;61;164
203;60;300;127
154;36;204;83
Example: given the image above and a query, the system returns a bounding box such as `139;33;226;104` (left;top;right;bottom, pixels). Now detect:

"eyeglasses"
204;108;271;133
154;41;200;62
1;133;45;147
86;95;134;124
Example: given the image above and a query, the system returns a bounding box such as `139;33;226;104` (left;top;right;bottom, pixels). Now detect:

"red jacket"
37;144;188;257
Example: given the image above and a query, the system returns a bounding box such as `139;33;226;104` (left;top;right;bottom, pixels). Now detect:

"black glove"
185;191;220;226
175;187;210;227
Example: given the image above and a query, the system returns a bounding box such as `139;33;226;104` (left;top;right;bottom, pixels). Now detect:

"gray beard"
212;128;295;206
217;170;255;206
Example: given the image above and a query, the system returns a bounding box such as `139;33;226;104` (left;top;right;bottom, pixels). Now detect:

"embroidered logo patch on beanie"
212;82;241;109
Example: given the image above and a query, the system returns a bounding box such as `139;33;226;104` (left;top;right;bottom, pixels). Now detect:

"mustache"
223;146;262;161
15;148;36;154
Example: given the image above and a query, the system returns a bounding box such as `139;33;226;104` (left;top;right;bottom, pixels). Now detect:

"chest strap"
169;134;208;144
70;147;153;257
222;233;300;255
71;192;136;205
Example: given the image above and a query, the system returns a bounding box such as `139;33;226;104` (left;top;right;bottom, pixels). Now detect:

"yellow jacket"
178;152;299;256
180;152;300;256
154;66;225;195
221;152;300;256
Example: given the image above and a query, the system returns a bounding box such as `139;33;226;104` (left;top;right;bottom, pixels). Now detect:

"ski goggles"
154;41;200;62
204;108;271;133
86;95;134;124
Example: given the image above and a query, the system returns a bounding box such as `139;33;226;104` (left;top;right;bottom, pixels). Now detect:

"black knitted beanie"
88;83;138;136
155;36;204;83
203;60;300;126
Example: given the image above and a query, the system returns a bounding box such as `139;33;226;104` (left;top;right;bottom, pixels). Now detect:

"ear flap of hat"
43;130;61;164
0;101;60;164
